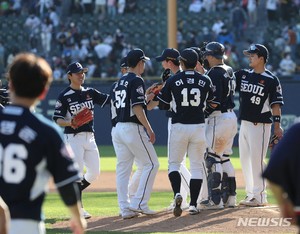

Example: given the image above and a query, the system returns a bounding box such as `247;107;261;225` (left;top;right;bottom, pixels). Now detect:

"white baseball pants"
239;120;271;203
9;219;45;234
65;132;100;183
113;122;159;212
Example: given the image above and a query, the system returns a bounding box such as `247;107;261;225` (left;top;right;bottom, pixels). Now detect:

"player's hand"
146;128;155;144
274;126;283;138
146;83;158;95
280;200;297;225
69;215;86;234
197;64;206;74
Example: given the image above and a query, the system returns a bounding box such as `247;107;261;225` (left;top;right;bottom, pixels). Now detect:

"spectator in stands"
53;0;62;18
230;3;247;41
287;26;297;60
217;25;234;45
62;43;72;64
279;52;296;76
79;43;89;63
218;0;234;11
53;65;62;79
70;43;80;63
94;41;113;65
107;65;116;77
56;26;69;51
91;29;103;48
143;59;154;77
71;0;84;14
36;0;53;21
82;0;92;14
113;27;125;52
225;42;239;70
212;17;224;39
265;0;279;22
0;42;5;67
274;34;287;59
125;0;136;14
0;0;9;14
202;27;214;43
104;34;114;45
281;0;292;23
25;13;41;35
80;34;90;49
121;43;133;57
6;49;18;66
68;21;81;45
177;29;185;52
40;16;53;57
94;0;106;15
107;0;116;18
203;0;216;12
247;0;257;28
186;31;198;47
188;0;202;12
118;0;126;14
49;7;61;36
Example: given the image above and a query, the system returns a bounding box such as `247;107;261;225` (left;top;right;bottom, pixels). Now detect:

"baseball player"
198;42;238;210
112;49;159;219
53;61;110;218
235;44;284;206
155;48;190;210
158;49;214;216
0;53;86;234
263;123;300;229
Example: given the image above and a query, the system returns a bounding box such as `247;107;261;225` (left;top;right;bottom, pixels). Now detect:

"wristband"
273;115;281;123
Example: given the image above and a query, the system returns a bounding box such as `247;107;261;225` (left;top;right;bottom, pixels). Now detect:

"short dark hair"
182;60;196;69
9;53;52;98
127;59;139;68
167;59;180;67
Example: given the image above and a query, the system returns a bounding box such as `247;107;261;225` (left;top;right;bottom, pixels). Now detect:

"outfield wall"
37;81;300;146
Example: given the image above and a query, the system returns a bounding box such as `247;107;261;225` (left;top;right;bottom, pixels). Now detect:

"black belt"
221;109;233;113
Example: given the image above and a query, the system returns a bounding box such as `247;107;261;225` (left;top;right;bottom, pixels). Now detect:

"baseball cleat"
166;200;189;211
238;196;251;205
189;205;200;215
173;193;183;217
199;200;224;210
224;196;237;207
166;200;175;211
244;198;267;207
122;211;139;220
129;206;156;215
82;208;92;219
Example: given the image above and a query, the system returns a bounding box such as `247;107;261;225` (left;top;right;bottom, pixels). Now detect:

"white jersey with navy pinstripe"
235;69;284;123
0;105;80;221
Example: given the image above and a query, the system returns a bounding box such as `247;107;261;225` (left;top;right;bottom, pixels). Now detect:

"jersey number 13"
181;88;201;106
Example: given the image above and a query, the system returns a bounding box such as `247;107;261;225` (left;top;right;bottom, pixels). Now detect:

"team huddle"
0;41;284;233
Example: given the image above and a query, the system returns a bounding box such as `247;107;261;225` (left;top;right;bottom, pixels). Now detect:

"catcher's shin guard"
222;172;229;204
207;172;222;205
228;177;236;196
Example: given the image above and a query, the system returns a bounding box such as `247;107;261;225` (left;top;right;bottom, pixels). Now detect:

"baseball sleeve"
131;77;146;107
53;93;68;122
93;88;110;108
209;69;223;105
269;76;284;107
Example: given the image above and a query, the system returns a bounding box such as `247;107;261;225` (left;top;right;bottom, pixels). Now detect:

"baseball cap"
155;48;180;62
190;47;203;63
243;44;269;61
120;56;128;68
66;62;88;74
178;48;198;65
127;48;149;64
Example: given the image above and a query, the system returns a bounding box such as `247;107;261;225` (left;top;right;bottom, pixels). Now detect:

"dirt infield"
50;171;299;233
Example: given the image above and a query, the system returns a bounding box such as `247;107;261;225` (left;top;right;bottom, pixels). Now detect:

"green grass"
45;189;277;234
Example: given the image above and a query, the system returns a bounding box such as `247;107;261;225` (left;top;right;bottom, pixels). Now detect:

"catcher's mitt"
149;82;165;95
70;106;93;129
161;68;171;82
269;134;280;154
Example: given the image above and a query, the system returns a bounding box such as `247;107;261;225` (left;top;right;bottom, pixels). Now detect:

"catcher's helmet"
203;42;226;59
190;47;204;64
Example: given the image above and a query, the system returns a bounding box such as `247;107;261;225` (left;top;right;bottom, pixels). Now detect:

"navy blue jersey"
235;69;284;123
110;82;117;127
0;105;80;221
53;86;110;133
113;73;147;125
206;64;236;111
263;123;300;211
158;71;214;124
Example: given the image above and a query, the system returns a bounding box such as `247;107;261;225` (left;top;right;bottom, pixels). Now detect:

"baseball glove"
161;68;171;82
70;106;93;129
149;82;165;95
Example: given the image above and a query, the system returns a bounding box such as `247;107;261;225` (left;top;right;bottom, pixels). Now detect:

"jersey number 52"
115;90;126;108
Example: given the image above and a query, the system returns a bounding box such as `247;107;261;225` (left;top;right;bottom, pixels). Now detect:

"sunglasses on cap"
250;45;260;51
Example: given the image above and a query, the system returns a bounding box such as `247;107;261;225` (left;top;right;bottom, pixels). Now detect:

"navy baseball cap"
243;44;269;61
127;49;149;64
190;47;203;63
178;48;198;65
156;48;180;62
66;62;88;74
120;56;128;68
